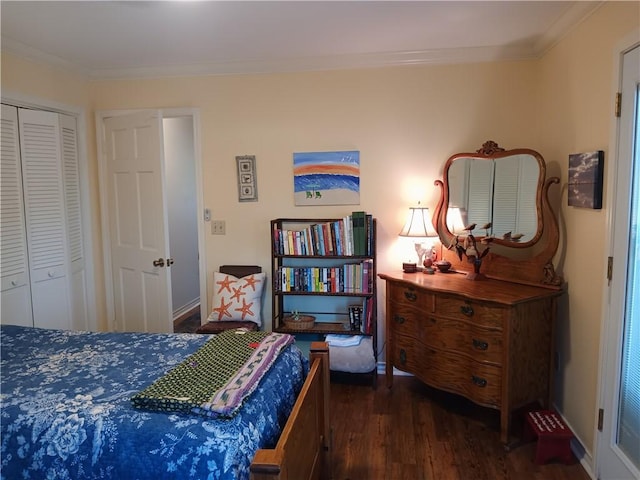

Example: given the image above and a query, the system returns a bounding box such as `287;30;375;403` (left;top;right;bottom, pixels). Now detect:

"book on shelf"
348;304;363;331
365;213;373;256
350;211;364;256
363;296;374;334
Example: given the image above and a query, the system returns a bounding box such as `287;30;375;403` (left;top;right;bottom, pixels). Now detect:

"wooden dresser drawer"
419;316;503;365
388;301;422;338
390;335;421;374
425;348;502;408
392;335;502;408
388;282;433;312
435;295;504;328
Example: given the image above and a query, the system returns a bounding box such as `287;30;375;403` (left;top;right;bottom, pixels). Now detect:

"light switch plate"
211;220;226;235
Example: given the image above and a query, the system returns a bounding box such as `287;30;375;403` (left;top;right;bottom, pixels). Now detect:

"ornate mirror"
433;141;563;289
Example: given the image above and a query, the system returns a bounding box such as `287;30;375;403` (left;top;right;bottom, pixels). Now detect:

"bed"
0;325;330;480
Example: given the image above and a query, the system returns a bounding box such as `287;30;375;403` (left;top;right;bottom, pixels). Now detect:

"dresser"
379;271;564;444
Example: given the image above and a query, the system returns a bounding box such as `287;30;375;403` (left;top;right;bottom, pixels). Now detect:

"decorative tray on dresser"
382;141;566;446
379;270;563;445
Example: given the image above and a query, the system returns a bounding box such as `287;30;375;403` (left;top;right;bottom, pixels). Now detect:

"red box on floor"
524;410;575;465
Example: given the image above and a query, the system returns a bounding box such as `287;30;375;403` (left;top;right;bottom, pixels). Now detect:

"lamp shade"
399;206;437;238
446;207;467;234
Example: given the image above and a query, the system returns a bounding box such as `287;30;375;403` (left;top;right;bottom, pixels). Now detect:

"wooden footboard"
250;342;330;480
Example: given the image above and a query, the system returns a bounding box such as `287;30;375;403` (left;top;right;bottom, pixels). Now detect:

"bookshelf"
270;216;377;384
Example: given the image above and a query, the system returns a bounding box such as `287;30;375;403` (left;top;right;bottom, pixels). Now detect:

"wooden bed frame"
213;266;331;480
250;342;331;480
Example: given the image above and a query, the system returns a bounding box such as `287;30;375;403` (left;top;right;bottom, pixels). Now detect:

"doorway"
163;116;201;329
597;40;640;480
97;108;206;333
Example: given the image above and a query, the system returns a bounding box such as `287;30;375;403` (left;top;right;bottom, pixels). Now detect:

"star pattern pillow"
207;272;266;326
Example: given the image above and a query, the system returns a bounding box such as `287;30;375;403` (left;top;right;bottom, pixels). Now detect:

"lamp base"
402;262;418;273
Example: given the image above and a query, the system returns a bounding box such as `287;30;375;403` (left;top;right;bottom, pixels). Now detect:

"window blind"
618;100;640;467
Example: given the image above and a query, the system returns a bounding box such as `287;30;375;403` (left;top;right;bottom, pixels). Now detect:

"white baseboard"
552;405;596;479
377;362;413;376
172;299;200;322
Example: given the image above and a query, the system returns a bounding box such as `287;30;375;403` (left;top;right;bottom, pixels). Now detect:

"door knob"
166;258;174;266
153;258;165;267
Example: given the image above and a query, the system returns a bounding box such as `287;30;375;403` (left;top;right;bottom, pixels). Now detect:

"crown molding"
534;1;605;55
1;37;90;78
86;45;540;80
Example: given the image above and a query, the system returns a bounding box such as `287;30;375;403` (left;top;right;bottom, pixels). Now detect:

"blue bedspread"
0;325;308;480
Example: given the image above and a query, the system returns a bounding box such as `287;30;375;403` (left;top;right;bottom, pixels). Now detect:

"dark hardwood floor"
330;375;591;480
174;306;201;333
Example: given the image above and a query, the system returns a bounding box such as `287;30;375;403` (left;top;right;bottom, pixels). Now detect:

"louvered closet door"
0;105;33;326
60;113;89;330
18;108;72;329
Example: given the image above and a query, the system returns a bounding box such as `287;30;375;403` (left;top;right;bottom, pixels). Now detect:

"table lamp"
398;203;438;272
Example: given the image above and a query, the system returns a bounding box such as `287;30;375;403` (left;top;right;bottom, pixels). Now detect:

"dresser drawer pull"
394;314;406;324
404;290;417;302
399;349;407;365
471;375;487;387
472;339;489;350
460;304;474;317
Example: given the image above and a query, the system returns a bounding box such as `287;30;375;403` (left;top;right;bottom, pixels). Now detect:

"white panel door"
0;104;33;326
18;108;71;330
599;43;640;480
104;111;172;333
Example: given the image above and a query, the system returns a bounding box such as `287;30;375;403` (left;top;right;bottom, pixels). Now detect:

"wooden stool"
524;410;575;465
195;321;259;334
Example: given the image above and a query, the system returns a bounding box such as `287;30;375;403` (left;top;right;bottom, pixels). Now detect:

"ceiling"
1;1;603;79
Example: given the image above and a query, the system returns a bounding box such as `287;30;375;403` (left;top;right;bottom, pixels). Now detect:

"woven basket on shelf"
283;314;315;330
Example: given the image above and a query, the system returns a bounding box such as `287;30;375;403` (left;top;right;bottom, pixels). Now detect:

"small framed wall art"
236;155;258;202
568;150;604;209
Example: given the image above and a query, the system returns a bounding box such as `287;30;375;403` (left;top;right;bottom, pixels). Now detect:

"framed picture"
236;155;257;202
293;150;360;206
568;150;604;209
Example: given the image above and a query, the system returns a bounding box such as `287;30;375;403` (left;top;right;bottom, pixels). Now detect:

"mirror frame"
433;140;563;289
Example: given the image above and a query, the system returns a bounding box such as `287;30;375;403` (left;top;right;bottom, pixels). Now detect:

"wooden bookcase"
270;217;377;384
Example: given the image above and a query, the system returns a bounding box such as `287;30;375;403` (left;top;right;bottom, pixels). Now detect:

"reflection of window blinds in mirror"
493;155;538;240
493;159;519;238
466;160;494;229
516;157;539;238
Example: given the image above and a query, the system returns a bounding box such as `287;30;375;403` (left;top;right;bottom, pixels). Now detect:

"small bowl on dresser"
434;260;452;273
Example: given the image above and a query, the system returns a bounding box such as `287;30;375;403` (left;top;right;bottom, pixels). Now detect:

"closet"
0;104;88;330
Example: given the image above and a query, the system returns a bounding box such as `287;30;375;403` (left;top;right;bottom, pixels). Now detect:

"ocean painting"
293;150;360;206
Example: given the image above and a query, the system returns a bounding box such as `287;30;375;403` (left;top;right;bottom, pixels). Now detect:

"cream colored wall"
536;1;639;460
2;53;88;105
89;62;538;337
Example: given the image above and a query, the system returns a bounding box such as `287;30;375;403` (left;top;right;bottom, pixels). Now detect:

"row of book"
273;212;374;256
348;297;374;334
275;260;373;293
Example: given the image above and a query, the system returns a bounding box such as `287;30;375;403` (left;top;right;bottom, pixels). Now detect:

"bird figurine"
503;231;512;240
510;233;524;241
463;223;476;232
